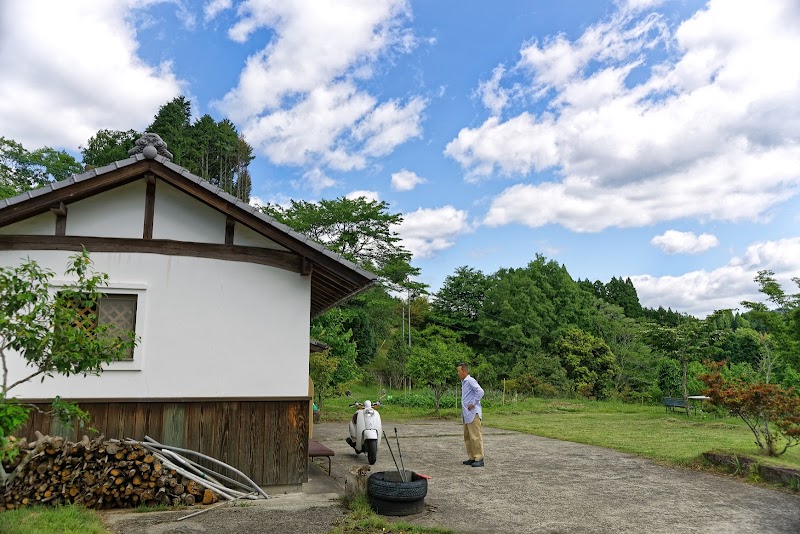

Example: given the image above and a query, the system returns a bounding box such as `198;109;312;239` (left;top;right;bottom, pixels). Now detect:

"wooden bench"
308;439;335;476
663;397;696;415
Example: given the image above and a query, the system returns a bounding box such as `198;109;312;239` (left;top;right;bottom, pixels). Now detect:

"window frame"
53;281;147;371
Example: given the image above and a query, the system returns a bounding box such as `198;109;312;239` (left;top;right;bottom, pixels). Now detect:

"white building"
0;133;375;488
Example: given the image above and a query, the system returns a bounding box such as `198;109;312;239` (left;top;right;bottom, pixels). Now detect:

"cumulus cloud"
296;168;335;194
214;0;426;180
477;66;509;116
346;190;381;202
353;97;426;157
446;0;800;232
395;206;472;258
0;0;184;150
632;237;800;317
651;230;719;254
391;169;426;191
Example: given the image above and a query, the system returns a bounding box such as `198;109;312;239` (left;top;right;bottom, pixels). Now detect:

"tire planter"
367;471;427;516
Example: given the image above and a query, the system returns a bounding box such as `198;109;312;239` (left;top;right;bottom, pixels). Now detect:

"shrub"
700;361;800;456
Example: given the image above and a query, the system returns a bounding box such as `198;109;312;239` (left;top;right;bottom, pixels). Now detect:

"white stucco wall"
66;181;145;238
152;182;226;244
0;212;55;235
2;250;311;399
233;222;288;250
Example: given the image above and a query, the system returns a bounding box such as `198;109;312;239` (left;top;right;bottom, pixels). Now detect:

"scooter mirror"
345;390;352;397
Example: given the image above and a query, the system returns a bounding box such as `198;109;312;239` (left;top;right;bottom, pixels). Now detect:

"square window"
61;292;138;361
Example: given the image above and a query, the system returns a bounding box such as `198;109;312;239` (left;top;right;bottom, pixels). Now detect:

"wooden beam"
301;257;313;276
0;160;151;228
143;175;156;240
50;202;67;236
225;216;235;245
148;165;373;287
0;235;304;274
49;202;67;217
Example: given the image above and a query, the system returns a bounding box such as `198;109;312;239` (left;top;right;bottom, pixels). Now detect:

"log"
1;435;220;510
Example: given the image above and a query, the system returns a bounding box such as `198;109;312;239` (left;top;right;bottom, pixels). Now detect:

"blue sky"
2;0;799;317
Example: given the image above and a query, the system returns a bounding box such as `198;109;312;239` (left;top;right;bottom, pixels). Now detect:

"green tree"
80;129;140;168
405;326;472;411
147;96;192;164
646;320;703;414
309;308;359;407
261;197;420;288
474;255;598;376
604;276;643;318
741;270;800;369
147;100;254;202
431;266;488;347
1;138;82;199
551;326;618;399
657;358;682;397
0;250;137;468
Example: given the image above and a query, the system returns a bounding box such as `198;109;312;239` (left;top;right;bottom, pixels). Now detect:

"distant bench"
308;439;335;476
663;397;696;415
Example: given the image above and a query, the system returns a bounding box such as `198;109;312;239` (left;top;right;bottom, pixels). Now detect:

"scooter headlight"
364;408;375;416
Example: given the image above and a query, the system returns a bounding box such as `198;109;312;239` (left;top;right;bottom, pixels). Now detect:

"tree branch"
6;369;45;394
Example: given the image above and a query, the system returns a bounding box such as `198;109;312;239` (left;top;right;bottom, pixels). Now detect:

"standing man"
458;362;485;467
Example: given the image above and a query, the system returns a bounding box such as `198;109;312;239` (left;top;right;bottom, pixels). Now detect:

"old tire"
367;471;427;502
369;495;425;516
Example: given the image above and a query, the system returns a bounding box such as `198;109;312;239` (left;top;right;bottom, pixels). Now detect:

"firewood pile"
1;433;267;511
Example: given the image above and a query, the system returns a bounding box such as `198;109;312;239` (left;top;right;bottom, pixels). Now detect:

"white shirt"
461;374;484;424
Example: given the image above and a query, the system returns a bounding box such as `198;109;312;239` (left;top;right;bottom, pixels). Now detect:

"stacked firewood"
1;433;217;510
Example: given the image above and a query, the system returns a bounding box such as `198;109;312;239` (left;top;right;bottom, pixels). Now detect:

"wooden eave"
0;157;376;317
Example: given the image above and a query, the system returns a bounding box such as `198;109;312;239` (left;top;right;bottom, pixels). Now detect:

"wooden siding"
17;400;309;487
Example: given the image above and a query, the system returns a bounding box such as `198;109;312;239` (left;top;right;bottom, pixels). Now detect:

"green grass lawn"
0;505;109;534
320;385;800;470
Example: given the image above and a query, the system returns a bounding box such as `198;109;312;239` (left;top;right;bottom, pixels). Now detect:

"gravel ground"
105;420;800;533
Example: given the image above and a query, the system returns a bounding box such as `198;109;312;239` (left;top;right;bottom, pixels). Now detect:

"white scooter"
344;390;385;465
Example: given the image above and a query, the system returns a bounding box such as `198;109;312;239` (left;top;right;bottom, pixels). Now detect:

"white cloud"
0;0;184;151
353;97;426;157
391;169;426;191
346;190;381;202
249;195;265;208
632;237;800;317
447;0;800;232
477;66;509;116
297;168;335;194
204;0;232;21
219;0;409;113
396;206;472;258
243;82;373;171
651;230;719;254
215;0;426;172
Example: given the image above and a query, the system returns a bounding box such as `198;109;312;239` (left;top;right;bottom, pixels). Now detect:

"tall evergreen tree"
147;96;192;165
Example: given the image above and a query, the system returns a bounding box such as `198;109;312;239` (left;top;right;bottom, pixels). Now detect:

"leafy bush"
700;361;800;456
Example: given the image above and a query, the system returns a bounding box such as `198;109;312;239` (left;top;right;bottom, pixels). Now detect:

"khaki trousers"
463;415;484;461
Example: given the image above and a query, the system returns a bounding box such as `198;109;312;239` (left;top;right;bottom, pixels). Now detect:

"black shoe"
462;459;475;465
471;460;484;467
346;437;355;448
